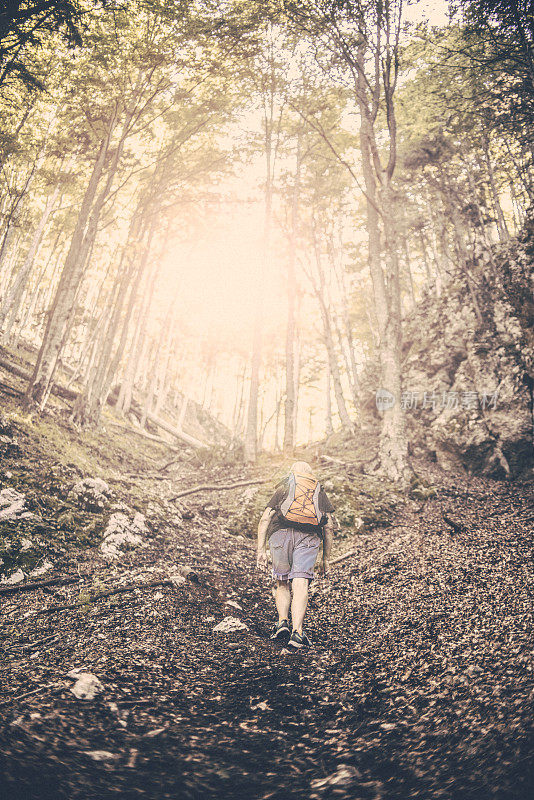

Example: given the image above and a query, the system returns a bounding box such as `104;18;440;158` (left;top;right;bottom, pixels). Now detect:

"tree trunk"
116;225;160;415
482;134;509;241
244;168;271;462
11;230;63;345
379;184;410;482
325;366;334;437
24;134;112;409
355;39;411;483
0;186;60;338
329;235;360;409
244;39;279;462
140;339;158;428
283;135;301;454
71;210;154;426
154;318;174;417
312;224;352;431
418;230;433;283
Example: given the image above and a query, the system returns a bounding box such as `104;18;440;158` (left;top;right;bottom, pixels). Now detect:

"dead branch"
108;420;182;451
0;355;77;401
0;575;82;596
144;410;208;449
170;478;269;501
0;682;63;706
442;512;466;534
330;549;357;566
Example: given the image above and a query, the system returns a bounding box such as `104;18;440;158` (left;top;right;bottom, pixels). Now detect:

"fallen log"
144;410;207;449
0;353;209;450
0;379;24;398
108;420;182;451
170;478;268;501
0;575;82;596
0;355;77;401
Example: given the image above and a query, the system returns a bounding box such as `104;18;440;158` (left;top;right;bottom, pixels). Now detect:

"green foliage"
0;1;90;91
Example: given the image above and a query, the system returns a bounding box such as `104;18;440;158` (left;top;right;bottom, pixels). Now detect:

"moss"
0;397;160;578
75;588;93;611
0;543;42;576
325;473;400;537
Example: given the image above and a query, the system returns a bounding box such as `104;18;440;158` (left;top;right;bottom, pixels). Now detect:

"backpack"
278;472;327;530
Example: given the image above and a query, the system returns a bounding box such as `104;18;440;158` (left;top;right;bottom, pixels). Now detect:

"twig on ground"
0;682;63;706
170;478;268;501
441;512;466;534
330;549;357;566
0;576;82;596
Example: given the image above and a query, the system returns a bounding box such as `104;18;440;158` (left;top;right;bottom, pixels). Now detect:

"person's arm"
257;507;274;569
322;513;334;575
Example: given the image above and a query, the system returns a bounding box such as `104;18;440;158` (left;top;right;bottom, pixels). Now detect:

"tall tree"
285;0;412;482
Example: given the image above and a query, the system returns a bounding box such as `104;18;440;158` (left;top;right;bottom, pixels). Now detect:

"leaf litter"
0;460;532;800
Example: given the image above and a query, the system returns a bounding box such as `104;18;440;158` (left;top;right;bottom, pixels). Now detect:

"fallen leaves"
0;465;532;800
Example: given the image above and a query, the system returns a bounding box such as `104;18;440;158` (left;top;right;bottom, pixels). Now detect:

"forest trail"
1;466;532;800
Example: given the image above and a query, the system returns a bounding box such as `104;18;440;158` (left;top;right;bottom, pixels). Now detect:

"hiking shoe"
288;630;311;649
270;619;290;640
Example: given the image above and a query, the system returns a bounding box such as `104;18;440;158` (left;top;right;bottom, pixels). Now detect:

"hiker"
256;461;334;649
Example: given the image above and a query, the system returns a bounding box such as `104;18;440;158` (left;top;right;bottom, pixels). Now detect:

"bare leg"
291;577;309;634
274;580;290;622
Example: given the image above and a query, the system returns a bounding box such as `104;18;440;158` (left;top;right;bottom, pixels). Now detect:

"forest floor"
0;396;533;800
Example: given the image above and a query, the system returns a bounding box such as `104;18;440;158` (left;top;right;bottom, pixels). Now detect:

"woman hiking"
256;461;334;649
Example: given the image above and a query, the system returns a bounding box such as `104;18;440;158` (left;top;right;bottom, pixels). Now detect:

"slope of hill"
1;405;532;800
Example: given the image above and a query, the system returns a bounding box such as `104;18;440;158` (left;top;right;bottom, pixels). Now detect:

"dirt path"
1;470;533;800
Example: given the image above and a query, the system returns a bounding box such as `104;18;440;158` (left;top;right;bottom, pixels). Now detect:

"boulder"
68;670;103;700
360;219;534;478
30;560;53;577
0;568;24;585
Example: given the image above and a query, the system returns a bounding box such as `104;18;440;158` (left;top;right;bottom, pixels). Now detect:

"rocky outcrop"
362;215;533;478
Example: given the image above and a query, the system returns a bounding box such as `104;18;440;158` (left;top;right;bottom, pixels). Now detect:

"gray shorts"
269;528;321;581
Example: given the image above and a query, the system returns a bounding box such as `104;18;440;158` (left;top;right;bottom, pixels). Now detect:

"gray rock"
0;487;26;520
70;478;113;511
30;560;53;577
0;568;25;585
84;750;118;761
361;223;534;478
100;512;148;560
212;616;248;633
69;671;103;700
